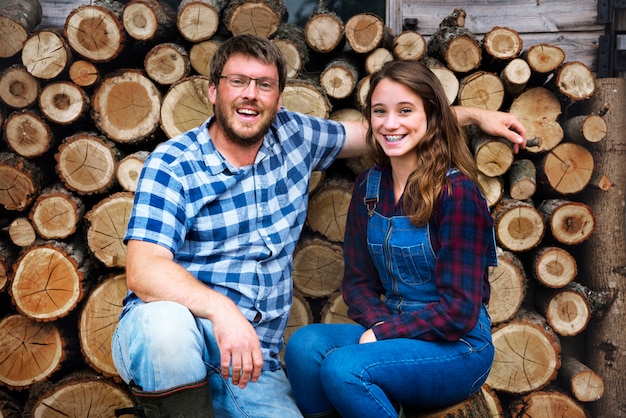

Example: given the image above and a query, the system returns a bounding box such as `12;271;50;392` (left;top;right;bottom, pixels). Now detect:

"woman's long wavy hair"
364;60;480;226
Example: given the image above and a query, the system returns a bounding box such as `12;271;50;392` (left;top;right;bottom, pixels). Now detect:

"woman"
284;60;498;418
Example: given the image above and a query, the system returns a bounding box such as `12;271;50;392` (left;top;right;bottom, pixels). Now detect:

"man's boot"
115;378;214;417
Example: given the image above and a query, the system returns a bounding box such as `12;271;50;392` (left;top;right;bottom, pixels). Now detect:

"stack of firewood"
0;0;623;417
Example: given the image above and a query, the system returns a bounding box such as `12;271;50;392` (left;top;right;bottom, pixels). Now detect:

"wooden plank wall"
39;0;604;72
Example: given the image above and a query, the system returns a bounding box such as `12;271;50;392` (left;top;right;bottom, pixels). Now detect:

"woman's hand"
359;328;378;344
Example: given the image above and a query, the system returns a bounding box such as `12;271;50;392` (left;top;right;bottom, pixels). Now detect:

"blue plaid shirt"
124;109;346;370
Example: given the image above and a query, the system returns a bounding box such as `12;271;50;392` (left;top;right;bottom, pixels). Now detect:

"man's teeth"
238;109;258;115
385;135;404;143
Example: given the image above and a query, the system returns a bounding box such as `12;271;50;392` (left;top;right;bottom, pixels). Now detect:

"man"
112;34;526;417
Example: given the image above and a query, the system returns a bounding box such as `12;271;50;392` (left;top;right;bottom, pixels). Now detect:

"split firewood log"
393;30;427;61
144;42;190;85
10;240;90;321
481;26;523;63
55;132;120;195
427;9;481;73
176;0;221;43
63;0;126;63
84;192;134;268
29;184;84;240
122;0;177;42
537;143;594;195
0;314;64;390
344;12;390;54
508;158;536;200
160;75;211;139
405;390;490;418
116;150;149;192
509;87;563;153
458;70;505;110
189;39;219;76
492;198;545;253
320;57;360;100
508;390;589;418
558;355;605;403
488;249;527;325
0;152;42;211
91;69;163;144
0;65;40;110
561;114;607;144
38;81;90;125
69;60;100;88
321;292;355;325
422;57;459;105
273;23;309;79
3;110;54;158
6;217;37;248
468;127;514;178
486;308;561;394
476;172;504;207
0;0;42;58
292;236;343;298
78;271;127;379
22;370;133;418
530;246;577;289
500;57;531;96
306;177;353;243
282;78;331;119
535;282;592;337
223;0;285;38
21;29;72;80
554;61;596;102
303;6;344;54
538;199;595;245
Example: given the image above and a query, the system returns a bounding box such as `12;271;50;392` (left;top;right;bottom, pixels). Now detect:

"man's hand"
210;295;264;389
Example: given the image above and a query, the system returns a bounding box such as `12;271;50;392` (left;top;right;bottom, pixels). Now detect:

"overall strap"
364;167;382;217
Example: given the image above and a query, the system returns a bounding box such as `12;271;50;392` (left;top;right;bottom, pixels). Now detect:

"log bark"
578;78;626;418
21;29;72;80
562;114;607;145
176;0;221;42
292;236;343;298
223;0;285;38
0;314;64;390
55;132;119;195
427;9;481;73
10;240;90;321
488;249;527;325
78;272;127;379
84;192;135;268
63;1;126;63
0;152;42;211
3;110;54;158
0;0;42;58
306;177;352;243
0;65;40;110
508;158;536;200
538;199;595;245
537;143;594;195
22;370;133;417
492;198;545;252
160;75;211;138
91;69;162;144
486;308;561;394
144;42;190;85
38;81;90;125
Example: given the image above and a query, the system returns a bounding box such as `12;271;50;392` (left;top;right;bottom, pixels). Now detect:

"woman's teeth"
385;135;404;143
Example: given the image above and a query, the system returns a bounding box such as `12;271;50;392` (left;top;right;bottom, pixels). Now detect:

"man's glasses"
219;74;279;92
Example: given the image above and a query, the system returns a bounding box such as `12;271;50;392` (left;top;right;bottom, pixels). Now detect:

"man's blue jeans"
284;308;494;418
111;299;303;418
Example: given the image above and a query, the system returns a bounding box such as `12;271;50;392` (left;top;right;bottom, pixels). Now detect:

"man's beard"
213;101;277;148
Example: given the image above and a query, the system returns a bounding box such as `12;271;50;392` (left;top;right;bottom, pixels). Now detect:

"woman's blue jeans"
111;298;303;418
284;308;494;418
